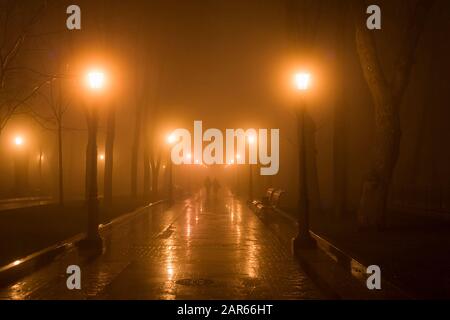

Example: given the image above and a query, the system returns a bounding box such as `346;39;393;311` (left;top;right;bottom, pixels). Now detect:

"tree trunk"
151;157;161;202
352;0;434;228
130;103;142;198
143;145;150;200
57;122;64;206
104;104;116;206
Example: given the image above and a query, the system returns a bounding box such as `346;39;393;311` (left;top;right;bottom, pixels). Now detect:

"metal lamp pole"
292;73;316;252
80;70;106;251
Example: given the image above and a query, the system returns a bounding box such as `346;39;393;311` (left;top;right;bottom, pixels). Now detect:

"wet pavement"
0;191;324;299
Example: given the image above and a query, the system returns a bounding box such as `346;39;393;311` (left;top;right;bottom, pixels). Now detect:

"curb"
297;231;411;299
249;204;412;299
0;199;166;288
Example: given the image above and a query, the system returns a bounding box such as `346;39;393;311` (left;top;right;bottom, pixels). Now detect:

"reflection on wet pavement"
0;191;323;299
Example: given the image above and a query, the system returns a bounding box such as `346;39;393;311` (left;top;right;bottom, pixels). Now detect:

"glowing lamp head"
87;70;105;90
247;135;256;144
14;136;24;146
294;72;311;91
99;154;105;161
167;134;176;144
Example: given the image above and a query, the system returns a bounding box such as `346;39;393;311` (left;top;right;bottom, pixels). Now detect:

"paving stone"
0;193;324;300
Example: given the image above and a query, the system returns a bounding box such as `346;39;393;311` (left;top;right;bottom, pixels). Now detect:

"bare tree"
130;60;145;199
37;76;70;206
0;0;49;136
352;0;435;228
104;103;115;205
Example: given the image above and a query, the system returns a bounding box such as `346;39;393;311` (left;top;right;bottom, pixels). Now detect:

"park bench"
249;188;273;210
251;188;285;219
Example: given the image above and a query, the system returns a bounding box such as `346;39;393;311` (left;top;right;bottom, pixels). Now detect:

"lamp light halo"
294;72;311;91
86;69;106;90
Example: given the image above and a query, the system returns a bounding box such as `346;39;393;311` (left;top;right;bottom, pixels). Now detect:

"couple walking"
204;177;220;197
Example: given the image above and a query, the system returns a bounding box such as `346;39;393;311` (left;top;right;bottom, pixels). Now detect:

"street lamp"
235;154;241;196
12;135;28;196
87;70;106;90
166;134;176;205
292;71;316;252
14;136;24;146
81;68;106;251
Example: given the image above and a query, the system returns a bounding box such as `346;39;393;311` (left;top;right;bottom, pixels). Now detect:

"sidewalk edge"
0;199;166;288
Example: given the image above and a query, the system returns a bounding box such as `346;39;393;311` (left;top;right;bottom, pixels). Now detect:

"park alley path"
0;191;323;299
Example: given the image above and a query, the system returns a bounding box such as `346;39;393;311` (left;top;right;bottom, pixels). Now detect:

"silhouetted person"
212;178;221;198
204;176;212;197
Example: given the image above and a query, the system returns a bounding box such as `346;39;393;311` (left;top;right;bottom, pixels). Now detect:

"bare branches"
0;0;52;134
1;1;47;69
0;77;50;132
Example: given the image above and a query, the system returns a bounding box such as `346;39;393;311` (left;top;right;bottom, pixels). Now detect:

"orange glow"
99;154;105;161
167;134;176;144
294;72;311;91
14;136;24;146
86;69;106;90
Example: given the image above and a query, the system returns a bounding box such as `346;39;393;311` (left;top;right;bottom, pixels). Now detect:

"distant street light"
167;134;176;144
12;135;28;196
14;136;24;146
292;71;316;252
81;68;107;251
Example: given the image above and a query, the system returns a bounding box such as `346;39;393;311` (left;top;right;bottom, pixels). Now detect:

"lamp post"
13;135;28;196
166;134;176;205
81;69;106;250
292;72;316;252
38;148;43;195
235;154;241;196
